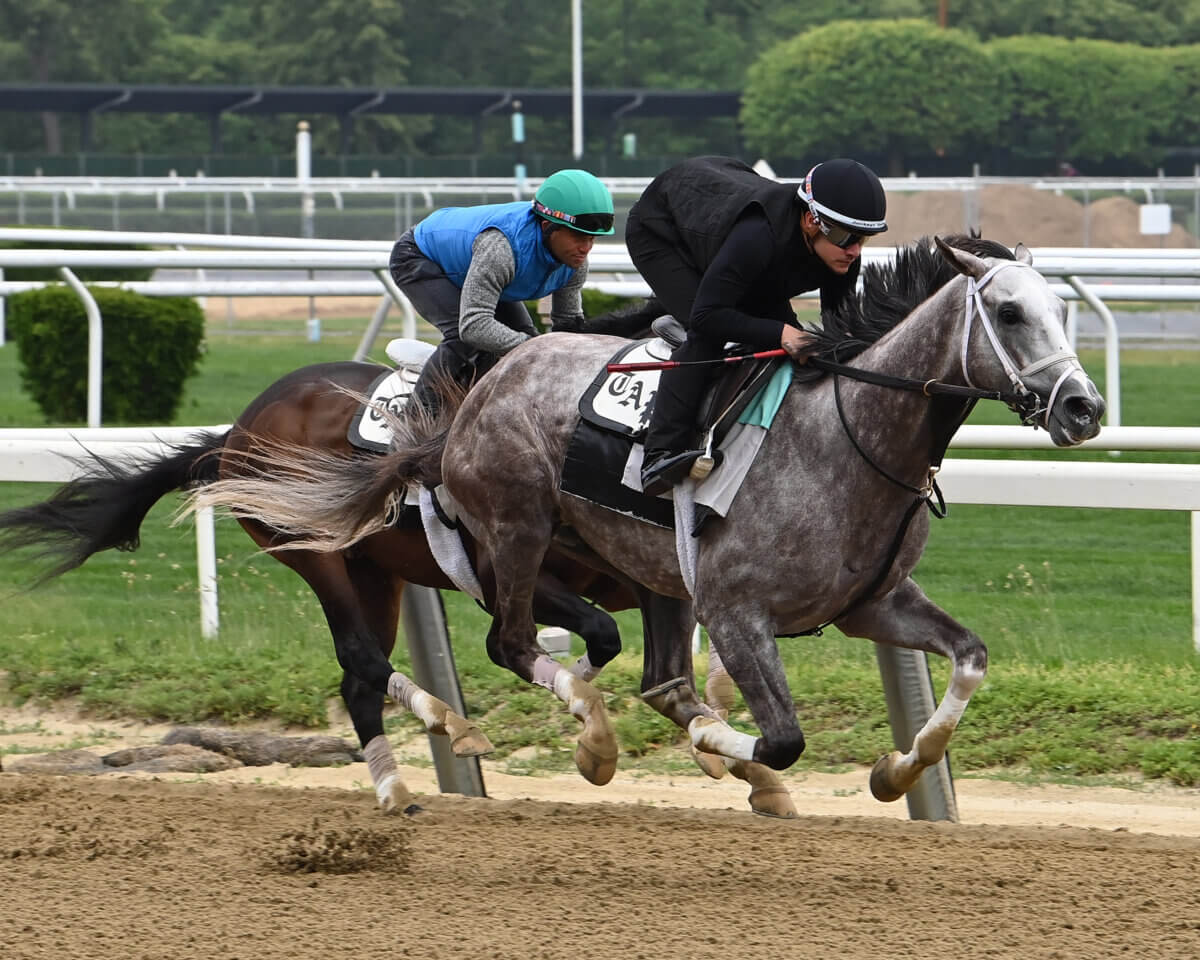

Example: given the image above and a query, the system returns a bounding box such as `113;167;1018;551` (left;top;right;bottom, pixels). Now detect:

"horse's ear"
934;235;987;279
1013;242;1033;265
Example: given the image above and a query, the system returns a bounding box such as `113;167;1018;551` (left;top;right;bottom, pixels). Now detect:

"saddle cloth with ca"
562;326;794;532
346;338;486;602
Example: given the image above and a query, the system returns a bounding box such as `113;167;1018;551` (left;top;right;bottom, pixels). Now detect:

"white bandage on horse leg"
532;654;562;691
688;715;756;763
386;670;442;729
363;734;399;805
567;652;601;682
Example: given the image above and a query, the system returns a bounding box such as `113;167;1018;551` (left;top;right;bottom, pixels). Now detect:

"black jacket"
631;156;858;349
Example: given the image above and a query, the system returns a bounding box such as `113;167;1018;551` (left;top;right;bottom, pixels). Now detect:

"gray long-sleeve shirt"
459;228;588;353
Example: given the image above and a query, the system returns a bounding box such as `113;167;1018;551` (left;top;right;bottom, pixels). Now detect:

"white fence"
2;425;1198;650
2;233;1199;428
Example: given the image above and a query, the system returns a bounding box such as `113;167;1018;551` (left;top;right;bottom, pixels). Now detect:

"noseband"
961;261;1085;429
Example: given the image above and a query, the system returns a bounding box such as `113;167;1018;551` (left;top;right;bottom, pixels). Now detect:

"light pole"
512;100;527;199
572;0;583;159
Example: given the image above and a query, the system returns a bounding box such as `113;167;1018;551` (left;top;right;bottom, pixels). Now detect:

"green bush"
0;230;154;283
7;286;204;423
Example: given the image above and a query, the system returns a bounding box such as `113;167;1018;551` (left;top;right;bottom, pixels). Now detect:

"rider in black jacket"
628;155;888;495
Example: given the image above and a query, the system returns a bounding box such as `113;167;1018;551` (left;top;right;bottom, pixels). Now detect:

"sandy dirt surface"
3;703;1200;959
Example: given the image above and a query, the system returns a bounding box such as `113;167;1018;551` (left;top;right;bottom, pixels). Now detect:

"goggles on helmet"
812;213;870;250
533;199;615;235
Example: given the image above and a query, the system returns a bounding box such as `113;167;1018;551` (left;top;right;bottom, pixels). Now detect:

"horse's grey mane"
809;233;1017;361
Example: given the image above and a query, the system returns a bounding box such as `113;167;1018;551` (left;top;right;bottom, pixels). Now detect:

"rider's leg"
639;336;721;495
389;231;474;414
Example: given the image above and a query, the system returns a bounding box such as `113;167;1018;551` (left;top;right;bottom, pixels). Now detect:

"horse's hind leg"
637;592;797;818
454;488;617;785
254;535;489;811
837;576;987;803
529;569;622;682
343;552;492;759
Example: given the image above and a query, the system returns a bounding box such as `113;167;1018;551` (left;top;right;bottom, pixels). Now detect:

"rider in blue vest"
390;169;615;411
628;156;889;495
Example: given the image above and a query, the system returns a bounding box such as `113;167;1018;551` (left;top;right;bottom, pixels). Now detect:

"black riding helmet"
797;159;887;248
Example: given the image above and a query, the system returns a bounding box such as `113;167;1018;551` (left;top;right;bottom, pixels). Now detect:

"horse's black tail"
0;431;228;587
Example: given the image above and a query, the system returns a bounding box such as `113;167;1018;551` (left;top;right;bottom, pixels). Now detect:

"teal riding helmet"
532;169;615;235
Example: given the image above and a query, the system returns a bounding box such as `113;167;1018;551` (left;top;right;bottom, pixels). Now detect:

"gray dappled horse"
191;237;1104;810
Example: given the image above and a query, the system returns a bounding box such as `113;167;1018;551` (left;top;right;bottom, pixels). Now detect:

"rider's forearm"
460;232;533;354
549;260;587;329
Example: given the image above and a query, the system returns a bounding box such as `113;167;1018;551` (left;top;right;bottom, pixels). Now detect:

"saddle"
579;315;785;450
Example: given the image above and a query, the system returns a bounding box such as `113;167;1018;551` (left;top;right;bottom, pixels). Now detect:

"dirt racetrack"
3;770;1200;959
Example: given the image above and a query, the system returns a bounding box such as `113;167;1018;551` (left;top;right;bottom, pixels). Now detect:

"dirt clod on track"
2;773;1199;960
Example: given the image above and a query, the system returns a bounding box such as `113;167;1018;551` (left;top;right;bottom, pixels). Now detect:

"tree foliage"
987;36;1173;167
742;20;1004;173
1;0;1200;169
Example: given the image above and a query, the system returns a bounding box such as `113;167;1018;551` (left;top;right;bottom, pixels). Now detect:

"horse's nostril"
1066;395;1098;424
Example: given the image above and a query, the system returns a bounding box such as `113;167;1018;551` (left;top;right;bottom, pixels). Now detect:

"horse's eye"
998;303;1021;325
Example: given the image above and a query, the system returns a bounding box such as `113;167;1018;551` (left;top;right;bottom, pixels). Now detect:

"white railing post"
1064;275;1121;427
57;267;103;428
196;504;219;638
1193;511;1200;655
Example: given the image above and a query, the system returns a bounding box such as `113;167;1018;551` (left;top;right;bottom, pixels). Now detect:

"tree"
0;0;168;151
988;36;1173;170
946;0;1198;46
741;19;1005;174
1159;46;1200;153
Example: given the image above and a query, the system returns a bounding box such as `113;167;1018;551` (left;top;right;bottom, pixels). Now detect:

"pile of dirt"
887;183;1197;248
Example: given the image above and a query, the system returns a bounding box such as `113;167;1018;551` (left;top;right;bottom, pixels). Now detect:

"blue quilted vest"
413;201;576;301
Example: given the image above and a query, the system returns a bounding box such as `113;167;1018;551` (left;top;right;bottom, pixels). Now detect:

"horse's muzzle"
1048;386;1105;446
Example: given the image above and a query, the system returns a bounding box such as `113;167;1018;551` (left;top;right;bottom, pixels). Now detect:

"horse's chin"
1046;412;1101;447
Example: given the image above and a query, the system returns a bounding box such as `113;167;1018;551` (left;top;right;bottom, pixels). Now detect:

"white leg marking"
903;665;985;771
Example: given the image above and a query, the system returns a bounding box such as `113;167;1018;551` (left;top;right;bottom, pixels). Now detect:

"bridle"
960;261;1086;430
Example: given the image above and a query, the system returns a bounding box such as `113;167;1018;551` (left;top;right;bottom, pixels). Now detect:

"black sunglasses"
814;215;870;249
567;212;615;233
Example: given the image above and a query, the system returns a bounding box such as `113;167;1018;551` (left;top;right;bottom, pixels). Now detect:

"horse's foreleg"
385;671;493;756
837;577;988;803
638;593;796;817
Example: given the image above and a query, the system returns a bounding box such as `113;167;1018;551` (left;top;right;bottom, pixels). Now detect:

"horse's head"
934;236;1105;446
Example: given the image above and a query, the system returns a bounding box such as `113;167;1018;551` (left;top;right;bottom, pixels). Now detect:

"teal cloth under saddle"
737;363;792;429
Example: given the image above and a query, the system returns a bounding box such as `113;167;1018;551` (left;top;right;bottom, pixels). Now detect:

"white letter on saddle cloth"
419;485;484;601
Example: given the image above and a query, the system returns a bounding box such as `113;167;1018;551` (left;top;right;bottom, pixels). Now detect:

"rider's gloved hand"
781;325;818;363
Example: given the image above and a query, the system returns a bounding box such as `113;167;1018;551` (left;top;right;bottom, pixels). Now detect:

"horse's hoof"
575;742;618;786
378;778;415;815
748;785;799;819
869;751;906;803
449;726;494;758
690;743;728;780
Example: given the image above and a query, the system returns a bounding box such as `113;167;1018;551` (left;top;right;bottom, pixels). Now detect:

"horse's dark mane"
808;233;1017;361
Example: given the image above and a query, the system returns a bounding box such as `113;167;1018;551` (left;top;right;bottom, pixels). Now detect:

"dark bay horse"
190;236;1105;807
0;360;640;812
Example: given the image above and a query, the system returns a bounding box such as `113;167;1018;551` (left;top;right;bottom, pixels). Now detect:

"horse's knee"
953;629;988;672
753;729;805;771
340;671;385;747
484;621;507;669
579;611;621;667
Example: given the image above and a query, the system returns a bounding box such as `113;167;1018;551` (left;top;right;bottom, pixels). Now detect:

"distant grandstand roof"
0;83;740;120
